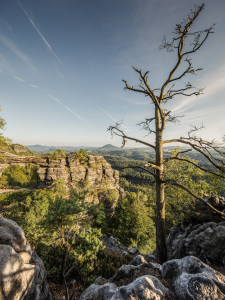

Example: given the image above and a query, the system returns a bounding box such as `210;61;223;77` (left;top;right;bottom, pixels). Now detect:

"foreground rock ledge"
0;215;53;300
78;255;225;300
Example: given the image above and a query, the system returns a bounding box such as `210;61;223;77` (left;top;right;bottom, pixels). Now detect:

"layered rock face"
0;151;125;207
0;215;52;300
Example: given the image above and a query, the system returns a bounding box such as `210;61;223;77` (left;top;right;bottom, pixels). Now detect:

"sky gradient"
0;0;225;147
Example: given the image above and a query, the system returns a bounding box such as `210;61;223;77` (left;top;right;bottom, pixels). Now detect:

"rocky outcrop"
78;253;225;300
192;194;225;222
161;256;225;300
79;274;170;300
1;144;35;156
0;215;52;300
0;151;125;209
79;224;225;300
166;222;225;267
100;236;141;256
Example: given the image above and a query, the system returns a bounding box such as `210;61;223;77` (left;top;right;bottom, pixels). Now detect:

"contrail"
98;106;128;129
14;76;24;82
17;0;63;66
0;69;91;126
48;95;92;126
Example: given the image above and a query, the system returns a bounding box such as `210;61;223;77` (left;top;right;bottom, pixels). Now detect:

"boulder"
161;256;225;300
129;255;147;266
166;222;225;267
128;246;139;255
79;275;169;300
0;215;52;300
100;235;128;255
110;263;149;282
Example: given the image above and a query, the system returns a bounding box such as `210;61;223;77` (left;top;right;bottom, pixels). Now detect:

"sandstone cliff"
0;151;125;209
1;143;35;156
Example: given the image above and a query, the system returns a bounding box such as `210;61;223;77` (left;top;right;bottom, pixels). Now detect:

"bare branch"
108;125;156;150
159;4;215;102
137;117;156;136
163;133;225;177
164;156;225;179
122;80;149;96
163;109;184;124
131;67;166;131
164;180;225;218
137;167;156;186
165;148;192;159
183;23;216;56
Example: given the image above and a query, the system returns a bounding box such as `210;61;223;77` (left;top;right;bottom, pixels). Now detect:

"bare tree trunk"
155;107;167;264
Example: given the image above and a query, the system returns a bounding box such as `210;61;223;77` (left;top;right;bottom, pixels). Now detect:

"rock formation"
161;256;225;300
78;222;225;299
78;253;225;300
79;273;170;300
166;222;225;267
191;194;225;222
0;151;125;211
0;215;52;300
1;144;35;156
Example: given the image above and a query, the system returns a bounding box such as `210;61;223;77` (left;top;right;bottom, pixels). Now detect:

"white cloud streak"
98;106;128;129
30;84;38;88
0;33;35;70
17;0;63;66
0;52;15;73
14;76;25;82
172;64;225;114
48;95;92;125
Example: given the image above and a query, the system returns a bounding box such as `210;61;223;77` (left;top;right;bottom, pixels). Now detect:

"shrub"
0;163;40;187
73;149;89;165
109;191;156;252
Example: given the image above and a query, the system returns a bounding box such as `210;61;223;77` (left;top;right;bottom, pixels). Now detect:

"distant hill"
1;144;35;156
98;144;120;150
26;144;121;153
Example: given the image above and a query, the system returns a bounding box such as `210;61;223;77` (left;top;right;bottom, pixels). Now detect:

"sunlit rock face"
0;215;53;300
0;151;125;214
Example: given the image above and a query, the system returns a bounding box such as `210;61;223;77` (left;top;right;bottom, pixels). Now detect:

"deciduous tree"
108;4;225;263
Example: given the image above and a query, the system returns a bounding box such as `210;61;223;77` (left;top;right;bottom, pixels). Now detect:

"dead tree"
108;4;225;264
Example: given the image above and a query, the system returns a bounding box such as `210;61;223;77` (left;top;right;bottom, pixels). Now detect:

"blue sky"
0;0;224;147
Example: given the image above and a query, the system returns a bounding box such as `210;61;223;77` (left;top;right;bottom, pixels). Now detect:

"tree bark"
155;107;167;264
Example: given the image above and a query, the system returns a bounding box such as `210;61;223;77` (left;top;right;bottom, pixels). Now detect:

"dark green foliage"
0;163;40;187
73;149;89;165
3;189;53;246
86;249;132;281
109;192;156;253
43;149;66;160
87;203;107;234
0;187;106;287
50;179;67;197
